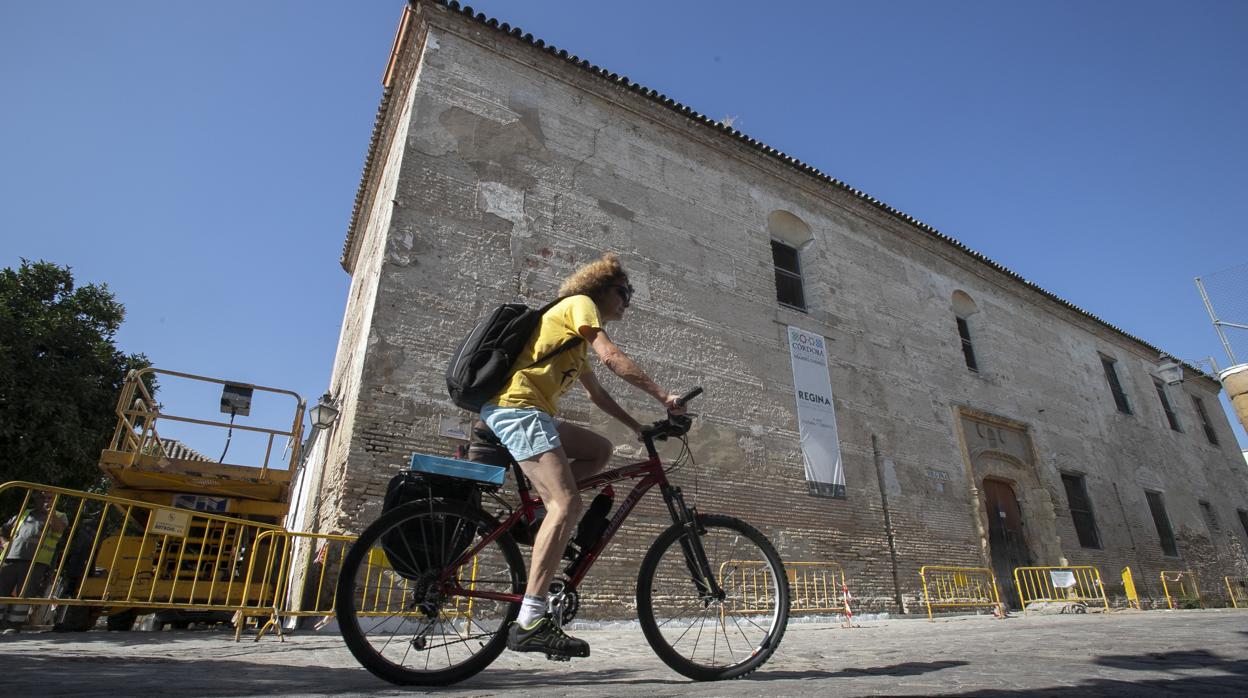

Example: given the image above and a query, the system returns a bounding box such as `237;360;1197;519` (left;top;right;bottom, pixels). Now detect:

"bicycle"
334;388;790;685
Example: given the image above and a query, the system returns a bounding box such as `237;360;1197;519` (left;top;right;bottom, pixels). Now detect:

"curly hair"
558;252;626;299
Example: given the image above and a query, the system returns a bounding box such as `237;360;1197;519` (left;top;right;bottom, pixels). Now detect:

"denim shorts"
479;405;562;462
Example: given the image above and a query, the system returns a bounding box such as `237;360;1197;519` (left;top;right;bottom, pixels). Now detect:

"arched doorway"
983;478;1031;609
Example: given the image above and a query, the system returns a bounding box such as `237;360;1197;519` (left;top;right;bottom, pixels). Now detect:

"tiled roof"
342;0;1210;381
160;439;212;463
342;86;394;271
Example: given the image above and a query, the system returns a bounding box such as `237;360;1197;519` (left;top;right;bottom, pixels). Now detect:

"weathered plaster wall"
314;19;431;535
322;3;1248;614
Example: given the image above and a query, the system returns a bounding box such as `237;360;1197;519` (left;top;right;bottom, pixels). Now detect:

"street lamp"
309;392;340;431
1156;355;1184;386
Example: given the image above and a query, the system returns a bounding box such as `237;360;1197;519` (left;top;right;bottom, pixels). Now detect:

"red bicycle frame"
442;448;682;604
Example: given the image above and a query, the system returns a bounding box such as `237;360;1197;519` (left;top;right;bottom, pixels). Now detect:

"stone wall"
317;1;1248;614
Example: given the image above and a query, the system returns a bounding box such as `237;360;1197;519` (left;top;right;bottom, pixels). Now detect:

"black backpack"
445;298;583;412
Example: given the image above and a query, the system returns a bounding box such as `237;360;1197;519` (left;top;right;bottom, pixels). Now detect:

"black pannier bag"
445;298;582;412
379;471;484;580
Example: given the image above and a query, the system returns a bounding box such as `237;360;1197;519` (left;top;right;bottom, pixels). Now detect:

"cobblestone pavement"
1;609;1247;696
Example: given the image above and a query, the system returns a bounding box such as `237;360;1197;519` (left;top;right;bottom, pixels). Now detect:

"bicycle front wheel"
335;500;524;686
636;514;790;680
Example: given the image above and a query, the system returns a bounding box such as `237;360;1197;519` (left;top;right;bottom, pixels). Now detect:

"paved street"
1;609;1247;696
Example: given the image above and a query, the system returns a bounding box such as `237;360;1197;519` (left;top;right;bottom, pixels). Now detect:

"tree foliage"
0;260;152;492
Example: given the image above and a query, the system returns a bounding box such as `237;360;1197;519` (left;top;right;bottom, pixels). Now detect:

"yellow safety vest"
3;509;66;565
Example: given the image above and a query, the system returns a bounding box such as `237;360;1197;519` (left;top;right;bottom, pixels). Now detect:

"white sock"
517;594;547;627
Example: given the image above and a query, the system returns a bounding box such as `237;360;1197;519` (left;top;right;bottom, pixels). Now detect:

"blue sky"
2;0;1246;459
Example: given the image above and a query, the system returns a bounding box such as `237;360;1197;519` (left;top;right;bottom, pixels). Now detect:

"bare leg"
556;421;613;482
519;423;613;599
519;448;581;599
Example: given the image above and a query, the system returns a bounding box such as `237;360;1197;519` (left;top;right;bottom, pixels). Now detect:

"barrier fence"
1013;566;1109;613
717;559;780;616
1160;570;1202;609
234;530;353;641
1121;567;1141;610
719;560;852;620
918;566;1001;620
787;561;852;616
233;529;483;641
0;482;283;623
3;477;1239;633
1226;577;1248;609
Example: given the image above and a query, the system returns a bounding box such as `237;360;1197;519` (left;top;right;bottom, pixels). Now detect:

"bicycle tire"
636;514;790;680
335;500;524;686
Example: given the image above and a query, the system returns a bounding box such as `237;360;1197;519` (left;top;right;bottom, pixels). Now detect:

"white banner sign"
1050;570;1077;589
787;326;846;498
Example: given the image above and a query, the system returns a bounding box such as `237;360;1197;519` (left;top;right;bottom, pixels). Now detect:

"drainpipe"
872;434;905;612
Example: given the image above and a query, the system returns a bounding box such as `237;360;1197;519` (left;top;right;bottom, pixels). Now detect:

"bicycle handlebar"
642;386;702;442
674;386;703;407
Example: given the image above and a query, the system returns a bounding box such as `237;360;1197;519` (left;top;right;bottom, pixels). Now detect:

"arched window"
952;290;979;372
768;211;812;310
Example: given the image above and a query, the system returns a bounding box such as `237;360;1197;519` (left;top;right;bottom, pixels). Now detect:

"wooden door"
983;478;1031;609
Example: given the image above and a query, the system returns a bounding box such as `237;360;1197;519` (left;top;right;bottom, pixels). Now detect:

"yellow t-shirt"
489;295;601;415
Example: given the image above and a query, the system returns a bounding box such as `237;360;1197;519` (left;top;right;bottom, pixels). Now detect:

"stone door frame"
952;405;1063;576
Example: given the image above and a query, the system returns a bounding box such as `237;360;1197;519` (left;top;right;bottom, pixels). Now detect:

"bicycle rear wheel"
636;514;789;680
335;500;524;686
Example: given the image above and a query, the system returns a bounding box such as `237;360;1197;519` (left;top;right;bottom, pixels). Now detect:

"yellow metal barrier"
1226;576;1248;609
1122;567;1141;610
718;559;778;616
233;530;352;641
718;560;844;618
1160;570;1202;609
0;482;283;623
786;561;850;615
234;530;480;641
918;566;1001;620
1013;566;1109;613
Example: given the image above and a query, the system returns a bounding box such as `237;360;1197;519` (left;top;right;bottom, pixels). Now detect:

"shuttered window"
956;316;978;372
771;240;806;310
1101;356;1132;414
1153;378;1182;431
1192;396;1219;445
1061;473;1101;548
1145;491;1179;557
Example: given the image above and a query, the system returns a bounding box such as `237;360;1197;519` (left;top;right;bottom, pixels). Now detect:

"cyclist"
480;252;685;659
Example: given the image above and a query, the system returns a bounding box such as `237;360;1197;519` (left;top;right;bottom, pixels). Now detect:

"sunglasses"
611;283;634;307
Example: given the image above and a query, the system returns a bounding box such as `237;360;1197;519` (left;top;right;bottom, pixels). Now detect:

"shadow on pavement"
460;667;685;688
948;648;1248;697
2;630;246;645
0;653;970;693
457;660;971;688
1094;648;1246;673
756;660;969;681
0;654;379;695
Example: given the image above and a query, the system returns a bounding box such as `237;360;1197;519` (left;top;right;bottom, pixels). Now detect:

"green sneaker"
506;616;590;658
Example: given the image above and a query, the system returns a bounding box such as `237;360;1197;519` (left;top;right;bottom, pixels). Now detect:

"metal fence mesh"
1196;261;1248;365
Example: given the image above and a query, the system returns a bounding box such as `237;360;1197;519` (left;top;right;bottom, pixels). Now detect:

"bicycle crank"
548;579;580;626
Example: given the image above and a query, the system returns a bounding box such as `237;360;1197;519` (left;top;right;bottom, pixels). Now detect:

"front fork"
660;484;724;600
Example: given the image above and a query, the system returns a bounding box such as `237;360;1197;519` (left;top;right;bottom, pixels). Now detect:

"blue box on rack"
409;452;505;486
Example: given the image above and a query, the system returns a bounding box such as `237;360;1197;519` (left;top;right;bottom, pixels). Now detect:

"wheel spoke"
336;502;521;685
638;516;789;678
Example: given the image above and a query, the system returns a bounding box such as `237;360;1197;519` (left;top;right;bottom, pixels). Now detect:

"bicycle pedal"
544;652;572;662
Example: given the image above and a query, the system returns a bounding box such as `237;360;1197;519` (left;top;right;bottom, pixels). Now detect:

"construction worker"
1;491;68;634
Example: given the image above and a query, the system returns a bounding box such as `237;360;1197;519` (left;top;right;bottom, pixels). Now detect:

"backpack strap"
523;336;583;371
516;297;585;372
